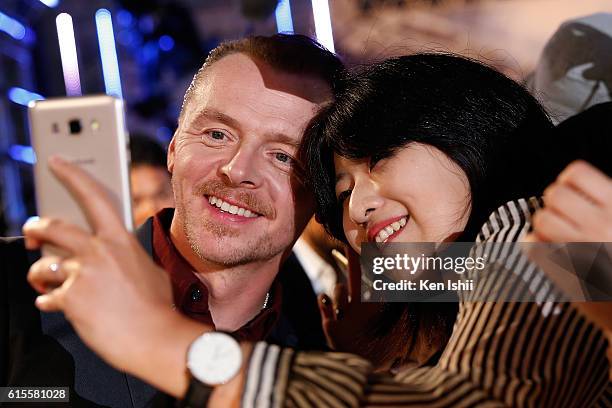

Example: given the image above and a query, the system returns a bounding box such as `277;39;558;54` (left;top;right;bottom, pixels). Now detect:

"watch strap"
176;377;213;408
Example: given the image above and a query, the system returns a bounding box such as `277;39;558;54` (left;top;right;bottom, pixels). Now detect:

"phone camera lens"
69;119;82;135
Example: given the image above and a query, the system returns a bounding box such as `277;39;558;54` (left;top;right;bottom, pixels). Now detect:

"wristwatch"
178;331;242;408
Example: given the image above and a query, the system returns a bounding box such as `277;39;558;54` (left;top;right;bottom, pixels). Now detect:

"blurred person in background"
129;135;175;226
527;13;612;124
293;217;342;296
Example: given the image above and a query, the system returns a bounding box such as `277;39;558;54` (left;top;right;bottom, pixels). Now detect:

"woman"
25;54;612;407
306;53;567;372
275;53;612;406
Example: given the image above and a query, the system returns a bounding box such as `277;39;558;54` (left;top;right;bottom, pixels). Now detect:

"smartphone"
28;95;133;253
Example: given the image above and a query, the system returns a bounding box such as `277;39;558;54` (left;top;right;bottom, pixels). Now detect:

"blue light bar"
275;0;294;34
0;11;27;41
38;0;60;7
95;9;123;98
56;13;82;96
9;145;37;164
8;87;44;106
311;0;335;52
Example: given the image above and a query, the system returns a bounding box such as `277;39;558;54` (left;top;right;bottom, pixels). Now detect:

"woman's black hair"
304;53;565;244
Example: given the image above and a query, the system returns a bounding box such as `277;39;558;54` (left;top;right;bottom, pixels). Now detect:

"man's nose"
348;179;384;226
219;145;262;188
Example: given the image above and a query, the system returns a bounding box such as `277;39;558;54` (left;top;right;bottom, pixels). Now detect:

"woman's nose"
347;179;384;226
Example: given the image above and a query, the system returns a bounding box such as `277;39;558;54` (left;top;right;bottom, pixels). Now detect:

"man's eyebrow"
191;108;241;129
335;172;347;183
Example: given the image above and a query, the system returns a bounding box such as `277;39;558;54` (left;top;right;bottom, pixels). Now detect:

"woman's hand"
318;247;401;371
530;160;612;242
24;156;207;397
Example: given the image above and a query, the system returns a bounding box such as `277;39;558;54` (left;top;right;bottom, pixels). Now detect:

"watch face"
187;332;242;385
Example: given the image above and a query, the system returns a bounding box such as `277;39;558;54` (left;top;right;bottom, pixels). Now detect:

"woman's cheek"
342;210;365;253
344;229;361;254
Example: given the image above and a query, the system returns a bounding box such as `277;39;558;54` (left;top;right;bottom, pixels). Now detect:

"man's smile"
204;195;264;224
207;195;261;218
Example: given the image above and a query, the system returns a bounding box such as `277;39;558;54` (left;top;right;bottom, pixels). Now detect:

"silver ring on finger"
49;262;61;273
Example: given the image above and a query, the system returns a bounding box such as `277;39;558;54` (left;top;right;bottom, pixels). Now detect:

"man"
129;135;175;226
1;34;341;407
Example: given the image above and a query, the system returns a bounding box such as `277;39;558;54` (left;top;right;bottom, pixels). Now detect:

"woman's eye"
369;152;390;170
337;190;352;203
369;157;380;170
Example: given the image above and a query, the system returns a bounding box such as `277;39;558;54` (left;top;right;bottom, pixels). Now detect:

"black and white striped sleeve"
241;342;510;408
242;342;373;408
242;342;292;408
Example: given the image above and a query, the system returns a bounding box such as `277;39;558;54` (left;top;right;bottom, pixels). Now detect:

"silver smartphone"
28;95;133;249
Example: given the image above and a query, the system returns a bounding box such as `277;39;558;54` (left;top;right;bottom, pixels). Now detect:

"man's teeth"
374;216;407;243
208;196;258;218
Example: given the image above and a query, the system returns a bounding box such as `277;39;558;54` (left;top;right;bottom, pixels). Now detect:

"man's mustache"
194;180;274;218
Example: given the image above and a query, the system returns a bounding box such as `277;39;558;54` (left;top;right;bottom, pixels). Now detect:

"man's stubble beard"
174;185;293;267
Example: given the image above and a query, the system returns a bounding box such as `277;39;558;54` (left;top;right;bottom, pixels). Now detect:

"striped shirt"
242;198;612;407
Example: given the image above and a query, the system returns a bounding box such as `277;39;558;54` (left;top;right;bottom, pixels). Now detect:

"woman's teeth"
375;217;407;243
208;196;258;218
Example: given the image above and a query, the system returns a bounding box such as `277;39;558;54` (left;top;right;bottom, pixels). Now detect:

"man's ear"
167;133;177;174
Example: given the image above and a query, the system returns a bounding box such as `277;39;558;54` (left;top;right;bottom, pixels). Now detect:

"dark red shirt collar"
151;208;282;341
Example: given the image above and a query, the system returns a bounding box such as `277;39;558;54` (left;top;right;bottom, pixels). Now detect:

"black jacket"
0;218;325;407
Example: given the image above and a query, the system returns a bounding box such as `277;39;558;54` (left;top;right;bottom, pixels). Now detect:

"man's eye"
210;130;225;140
202;130;230;146
337;190;351;203
275;152;292;164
